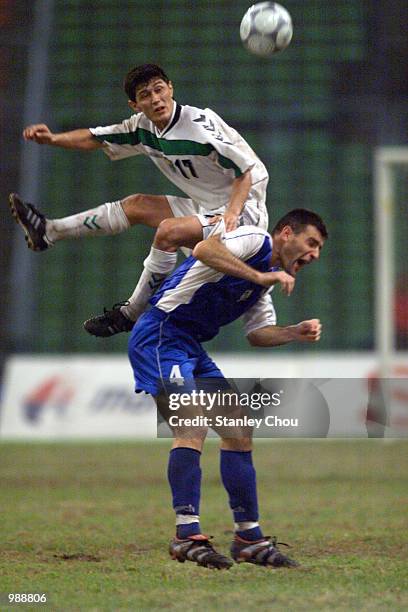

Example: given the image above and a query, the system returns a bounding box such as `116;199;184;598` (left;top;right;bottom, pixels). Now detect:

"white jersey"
90;103;269;212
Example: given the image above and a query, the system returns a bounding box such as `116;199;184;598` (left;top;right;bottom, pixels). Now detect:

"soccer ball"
240;2;293;57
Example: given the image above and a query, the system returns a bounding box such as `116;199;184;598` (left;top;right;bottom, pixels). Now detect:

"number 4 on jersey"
169;364;185;386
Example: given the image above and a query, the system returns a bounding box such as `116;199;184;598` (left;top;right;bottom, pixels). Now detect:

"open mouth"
293;257;308;273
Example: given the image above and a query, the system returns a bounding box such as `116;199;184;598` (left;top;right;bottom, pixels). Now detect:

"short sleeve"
243;292;277;335
192;108;257;177
89;114;144;160
222;226;272;261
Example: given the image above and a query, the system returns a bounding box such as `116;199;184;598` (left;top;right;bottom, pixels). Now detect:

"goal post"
374;146;408;374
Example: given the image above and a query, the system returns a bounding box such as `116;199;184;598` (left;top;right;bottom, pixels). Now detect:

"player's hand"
208;215;224;225
292;319;322;342
207;211;240;232
23;124;55;145
258;270;295;295
223;211;240;232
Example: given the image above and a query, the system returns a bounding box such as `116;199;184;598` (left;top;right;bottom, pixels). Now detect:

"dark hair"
272;209;328;239
124;64;170;101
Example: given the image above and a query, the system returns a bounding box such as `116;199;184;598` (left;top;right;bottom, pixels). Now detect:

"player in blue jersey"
9;63;269;336
128;208;327;569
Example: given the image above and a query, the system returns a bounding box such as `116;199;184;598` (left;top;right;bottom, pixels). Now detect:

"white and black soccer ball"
240;2;293;57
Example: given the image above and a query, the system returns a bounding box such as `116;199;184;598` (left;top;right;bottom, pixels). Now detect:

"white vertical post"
374;150;394;376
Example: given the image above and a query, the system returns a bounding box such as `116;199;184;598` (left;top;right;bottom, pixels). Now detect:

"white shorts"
166;177;269;240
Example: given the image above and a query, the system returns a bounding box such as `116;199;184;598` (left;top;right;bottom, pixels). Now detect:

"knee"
155;218;183;250
172;433;207;452
221;437;253;452
121;193;144;225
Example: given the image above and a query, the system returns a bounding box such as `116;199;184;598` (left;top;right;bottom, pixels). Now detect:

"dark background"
1;1;407;368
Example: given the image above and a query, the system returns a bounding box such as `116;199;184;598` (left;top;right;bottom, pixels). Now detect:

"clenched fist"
23;124;55;145
292;319;322;342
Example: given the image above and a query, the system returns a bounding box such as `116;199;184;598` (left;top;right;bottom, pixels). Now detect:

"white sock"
45;200;129;242
121;247;177;321
234;521;260;531
176;515;200;526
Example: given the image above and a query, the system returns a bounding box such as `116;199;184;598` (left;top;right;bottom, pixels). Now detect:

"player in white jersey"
9;63;269;335
127;208;327;569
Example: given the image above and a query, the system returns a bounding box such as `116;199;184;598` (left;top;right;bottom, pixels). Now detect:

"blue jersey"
129;226;277;395
149;227;275;342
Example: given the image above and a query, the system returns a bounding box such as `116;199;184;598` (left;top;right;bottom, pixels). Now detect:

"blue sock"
168;447;202;539
176;522;201;539
220;449;264;541
236;526;264;541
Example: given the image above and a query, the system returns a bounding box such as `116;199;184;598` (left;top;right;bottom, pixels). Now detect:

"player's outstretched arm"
223;169;252;231
248;319;322;347
193;235;294;294
23;124;103;150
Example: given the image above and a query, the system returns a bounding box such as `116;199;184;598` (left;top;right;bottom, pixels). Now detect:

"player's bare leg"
8;192;173;250
120;194;174;228
84;215;206;337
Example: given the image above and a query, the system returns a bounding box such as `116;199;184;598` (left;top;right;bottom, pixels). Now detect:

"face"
129;78;174;130
278;225;324;276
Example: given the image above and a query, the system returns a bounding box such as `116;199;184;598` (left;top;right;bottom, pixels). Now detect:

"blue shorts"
128;308;226;397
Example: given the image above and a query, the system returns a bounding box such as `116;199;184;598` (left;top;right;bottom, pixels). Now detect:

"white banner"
0;356;156;439
1;353;407;439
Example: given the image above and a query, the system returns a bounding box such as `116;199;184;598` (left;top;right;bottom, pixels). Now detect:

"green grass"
0;441;407;611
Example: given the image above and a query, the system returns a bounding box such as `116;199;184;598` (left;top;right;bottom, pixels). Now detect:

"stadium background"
1;0;407;369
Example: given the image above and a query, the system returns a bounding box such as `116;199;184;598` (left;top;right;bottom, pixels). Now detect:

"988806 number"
8;593;47;604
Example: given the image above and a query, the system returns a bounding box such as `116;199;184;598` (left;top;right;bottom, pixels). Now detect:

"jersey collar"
154;102;182;137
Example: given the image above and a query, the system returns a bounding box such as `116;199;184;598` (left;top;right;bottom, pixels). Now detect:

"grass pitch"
0;440;407;611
